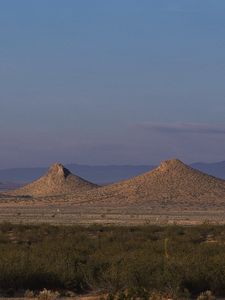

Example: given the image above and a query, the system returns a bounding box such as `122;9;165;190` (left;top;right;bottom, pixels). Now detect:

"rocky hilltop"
78;159;225;207
8;163;98;197
6;159;225;209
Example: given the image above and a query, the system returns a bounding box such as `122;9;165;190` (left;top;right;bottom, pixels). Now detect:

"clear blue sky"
1;0;225;167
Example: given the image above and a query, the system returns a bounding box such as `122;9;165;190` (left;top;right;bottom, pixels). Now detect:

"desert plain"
1;159;225;225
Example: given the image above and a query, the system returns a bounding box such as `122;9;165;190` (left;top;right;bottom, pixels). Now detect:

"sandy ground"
0;203;224;225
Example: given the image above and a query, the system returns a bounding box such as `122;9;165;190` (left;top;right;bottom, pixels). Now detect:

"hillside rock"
79;158;225;207
8;163;98;197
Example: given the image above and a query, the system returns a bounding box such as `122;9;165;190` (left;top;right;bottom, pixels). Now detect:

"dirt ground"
0;203;224;225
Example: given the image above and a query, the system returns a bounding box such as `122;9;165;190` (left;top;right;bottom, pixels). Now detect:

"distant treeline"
0;223;225;298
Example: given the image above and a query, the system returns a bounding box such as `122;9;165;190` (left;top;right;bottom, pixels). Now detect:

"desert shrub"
197;290;216;300
0;221;13;233
0;223;225;296
38;288;60;300
24;289;35;298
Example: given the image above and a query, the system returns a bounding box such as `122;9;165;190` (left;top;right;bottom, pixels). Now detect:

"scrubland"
0;223;224;299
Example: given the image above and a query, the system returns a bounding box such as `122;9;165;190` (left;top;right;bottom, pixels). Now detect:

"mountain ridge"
0;160;225;185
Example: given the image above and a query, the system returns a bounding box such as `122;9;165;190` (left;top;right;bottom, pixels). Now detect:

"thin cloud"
137;122;225;135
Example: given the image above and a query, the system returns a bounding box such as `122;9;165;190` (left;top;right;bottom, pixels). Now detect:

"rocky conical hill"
79;159;225;206
9;163;98;197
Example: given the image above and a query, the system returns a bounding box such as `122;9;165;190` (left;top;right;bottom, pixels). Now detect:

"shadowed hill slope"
8;163;98;197
79;159;225;206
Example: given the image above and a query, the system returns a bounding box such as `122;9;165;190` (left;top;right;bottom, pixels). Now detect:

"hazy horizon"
1;157;225;170
1;0;225;168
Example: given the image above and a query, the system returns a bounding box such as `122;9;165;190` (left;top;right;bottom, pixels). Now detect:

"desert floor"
0;203;225;225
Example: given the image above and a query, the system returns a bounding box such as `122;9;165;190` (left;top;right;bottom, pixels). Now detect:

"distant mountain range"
0;164;152;185
0;160;225;186
191;161;225;180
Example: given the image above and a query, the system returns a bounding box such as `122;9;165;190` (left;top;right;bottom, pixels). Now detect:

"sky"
1;0;225;168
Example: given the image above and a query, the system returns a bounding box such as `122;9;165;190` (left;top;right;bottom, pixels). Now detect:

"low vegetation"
0;222;224;298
